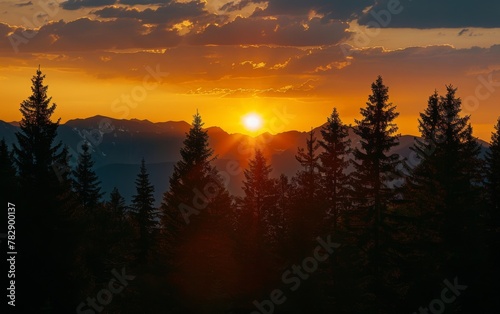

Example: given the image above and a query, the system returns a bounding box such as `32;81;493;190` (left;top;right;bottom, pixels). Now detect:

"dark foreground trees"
131;158;158;264
160;111;234;313
12;68;81;311
7;69;500;313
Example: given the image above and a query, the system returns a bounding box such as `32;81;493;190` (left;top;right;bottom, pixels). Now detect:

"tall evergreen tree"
402;86;483;312
295;129;321;202
159;112;233;312
352;76;400;219
406;86;481;243
107;186;128;219
240;149;276;247
12;67;78;312
486;117;500;217
484;117;500;313
351;75;400;248
161;111;231;257
72;141;103;210
13;68;64;189
291;130;322;256
319;108;352;232
348;76;401;312
132;158;158;263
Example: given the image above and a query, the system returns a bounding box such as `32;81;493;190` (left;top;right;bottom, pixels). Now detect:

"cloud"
186;80;315;97
61;0;117;10
250;0;374;21
15;1;33;7
93;1;209;26
358;0;500;28
61;0;176;10
2;18;181;52
0;22;13;39
188;16;349;46
120;0;173;4
220;0;265;12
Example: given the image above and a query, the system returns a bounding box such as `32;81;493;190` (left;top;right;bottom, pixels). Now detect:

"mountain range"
0;116;489;207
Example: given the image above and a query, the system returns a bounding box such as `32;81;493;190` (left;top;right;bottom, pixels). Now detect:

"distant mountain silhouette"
0;116;489;206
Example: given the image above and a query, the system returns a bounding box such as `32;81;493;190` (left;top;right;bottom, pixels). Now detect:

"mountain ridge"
0;115;490;206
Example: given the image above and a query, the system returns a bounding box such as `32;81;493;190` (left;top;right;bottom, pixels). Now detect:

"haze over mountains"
0;116;489;206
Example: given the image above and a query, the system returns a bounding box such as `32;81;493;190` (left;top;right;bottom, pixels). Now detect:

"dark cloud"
250;0;374;21
2;18;181;52
61;0;117;10
188;16;349;46
0;22;13;39
358;0;500;28
15;1;33;7
93;1;208;25
61;0;173;10
120;0;173;4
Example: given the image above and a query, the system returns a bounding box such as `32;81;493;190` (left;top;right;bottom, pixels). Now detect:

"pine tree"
483;117;500;314
13;68;64;189
160;112;233;311
319;108;351;232
486;117;500;217
296;129;321;202
351;75;400;248
107;187;128;219
105;187;134;263
402;86;483;312
234;149;285;296
12;67;77;311
352;76;400;216
70;129;108;305
348;76;401;312
160;111;232;262
407;86;481;241
72;141;103;210
132;158;158;263
291;130;322;256
241;149;275;247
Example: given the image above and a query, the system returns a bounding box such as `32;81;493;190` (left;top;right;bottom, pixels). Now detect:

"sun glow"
242;113;263;132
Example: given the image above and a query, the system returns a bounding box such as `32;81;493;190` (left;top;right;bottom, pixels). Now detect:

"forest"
1;68;500;314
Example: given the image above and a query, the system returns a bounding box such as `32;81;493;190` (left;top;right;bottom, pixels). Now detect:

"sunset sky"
1;0;500;140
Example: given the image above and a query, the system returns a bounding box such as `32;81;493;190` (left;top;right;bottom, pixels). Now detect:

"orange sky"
1;0;500;140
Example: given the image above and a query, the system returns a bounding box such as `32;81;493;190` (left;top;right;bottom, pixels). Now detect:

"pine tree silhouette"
132;158;158;264
159;112;233;312
107;187;128;219
72;141;103;210
402;86;483;312
160;111;231;263
291;129;323;259
240;149;275;247
319;108;352;232
486;117;500;217
12;67;79;312
348;76;401;313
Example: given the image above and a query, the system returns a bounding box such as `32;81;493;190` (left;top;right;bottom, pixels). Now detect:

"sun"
242;113;263;132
